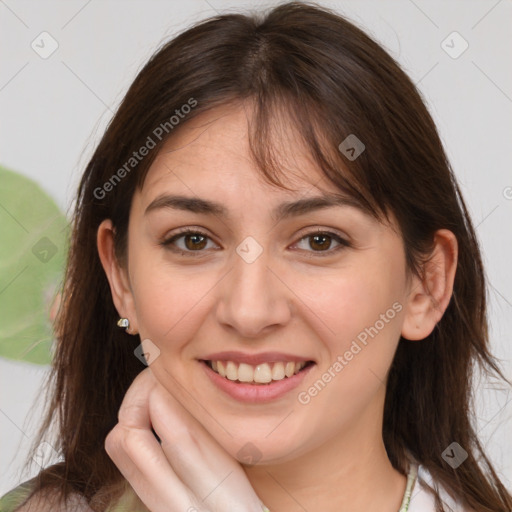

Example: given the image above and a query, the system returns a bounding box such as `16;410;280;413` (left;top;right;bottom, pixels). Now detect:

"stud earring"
117;318;129;329
117;317;137;335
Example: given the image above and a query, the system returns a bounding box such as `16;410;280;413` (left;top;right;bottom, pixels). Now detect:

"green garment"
0;165;69;365
0;479;35;512
0;477;149;512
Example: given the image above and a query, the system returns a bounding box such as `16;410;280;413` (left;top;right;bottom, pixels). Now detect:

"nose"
215;245;292;339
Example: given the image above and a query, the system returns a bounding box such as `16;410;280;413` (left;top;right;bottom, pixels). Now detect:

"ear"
401;229;458;341
97;219;139;335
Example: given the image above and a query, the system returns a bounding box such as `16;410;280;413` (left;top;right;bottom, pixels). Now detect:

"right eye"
160;228;218;257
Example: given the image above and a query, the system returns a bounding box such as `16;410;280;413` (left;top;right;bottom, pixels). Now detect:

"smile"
203;360;314;385
200;358;316;403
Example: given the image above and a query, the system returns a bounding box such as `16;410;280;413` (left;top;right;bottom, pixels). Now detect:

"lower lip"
200;361;315;403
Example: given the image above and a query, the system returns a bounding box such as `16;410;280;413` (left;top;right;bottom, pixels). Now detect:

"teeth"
238;363;254;382
272;362;285;380
254;363;272;383
226;361;238;381
217;361;226;377
285;362;295;377
208;360;308;384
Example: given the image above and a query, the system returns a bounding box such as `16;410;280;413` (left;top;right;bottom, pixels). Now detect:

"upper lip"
200;351;314;366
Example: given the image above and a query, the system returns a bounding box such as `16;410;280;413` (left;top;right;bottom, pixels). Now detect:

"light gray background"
1;0;511;498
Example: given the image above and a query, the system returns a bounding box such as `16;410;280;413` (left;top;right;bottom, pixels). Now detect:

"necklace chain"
399;461;418;512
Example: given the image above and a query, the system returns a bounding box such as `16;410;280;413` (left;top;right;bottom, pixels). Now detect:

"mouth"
200;359;315;385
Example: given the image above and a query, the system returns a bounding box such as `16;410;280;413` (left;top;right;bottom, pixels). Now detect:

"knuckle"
122;425;150;456
105;424;148;462
121;425;140;451
104;425;122;455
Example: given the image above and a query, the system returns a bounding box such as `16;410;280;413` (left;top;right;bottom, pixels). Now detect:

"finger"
115;367;157;426
149;381;265;511
114;368;162;442
106;426;201;512
105;368;203;512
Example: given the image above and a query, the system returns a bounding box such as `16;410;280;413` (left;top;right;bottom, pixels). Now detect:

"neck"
244;387;407;512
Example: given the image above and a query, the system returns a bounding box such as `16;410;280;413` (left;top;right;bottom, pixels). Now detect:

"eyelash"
160;227;351;258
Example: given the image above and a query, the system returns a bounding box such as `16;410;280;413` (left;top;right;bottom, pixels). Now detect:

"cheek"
291;293;404;453
129;255;213;345
297;261;406;413
294;264;404;351
292;258;406;405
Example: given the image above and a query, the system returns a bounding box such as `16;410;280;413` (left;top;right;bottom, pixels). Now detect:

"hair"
14;2;511;511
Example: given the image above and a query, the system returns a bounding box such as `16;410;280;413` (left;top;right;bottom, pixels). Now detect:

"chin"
218;435;306;467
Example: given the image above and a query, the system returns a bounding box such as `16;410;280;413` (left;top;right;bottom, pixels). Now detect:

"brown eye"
182;232;208;250
293;230;350;256
309;233;332;251
161;229;215;256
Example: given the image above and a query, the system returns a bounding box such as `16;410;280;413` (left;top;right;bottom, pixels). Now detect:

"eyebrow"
144;192;366;221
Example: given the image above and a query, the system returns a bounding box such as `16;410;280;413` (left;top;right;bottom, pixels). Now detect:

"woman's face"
112;103;415;464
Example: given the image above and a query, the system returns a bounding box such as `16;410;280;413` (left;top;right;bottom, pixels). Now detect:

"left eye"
292;230;350;256
160;229;350;257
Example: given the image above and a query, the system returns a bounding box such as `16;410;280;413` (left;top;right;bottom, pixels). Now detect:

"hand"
105;367;269;512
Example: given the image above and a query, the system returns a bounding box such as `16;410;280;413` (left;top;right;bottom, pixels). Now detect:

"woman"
1;2;511;511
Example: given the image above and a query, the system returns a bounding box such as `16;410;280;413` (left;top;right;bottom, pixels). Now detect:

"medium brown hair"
16;2;511;511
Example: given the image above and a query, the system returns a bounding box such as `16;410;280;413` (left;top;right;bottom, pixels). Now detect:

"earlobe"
401;229;458;341
96;219;139;334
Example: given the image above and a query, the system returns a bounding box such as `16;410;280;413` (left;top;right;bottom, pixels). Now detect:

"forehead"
128;103;396;236
140;102;340;205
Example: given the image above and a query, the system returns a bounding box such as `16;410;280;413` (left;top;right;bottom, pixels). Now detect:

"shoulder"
408;464;476;512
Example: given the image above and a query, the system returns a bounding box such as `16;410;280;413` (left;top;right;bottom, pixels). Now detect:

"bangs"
246;90;390;223
135;90;391;227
